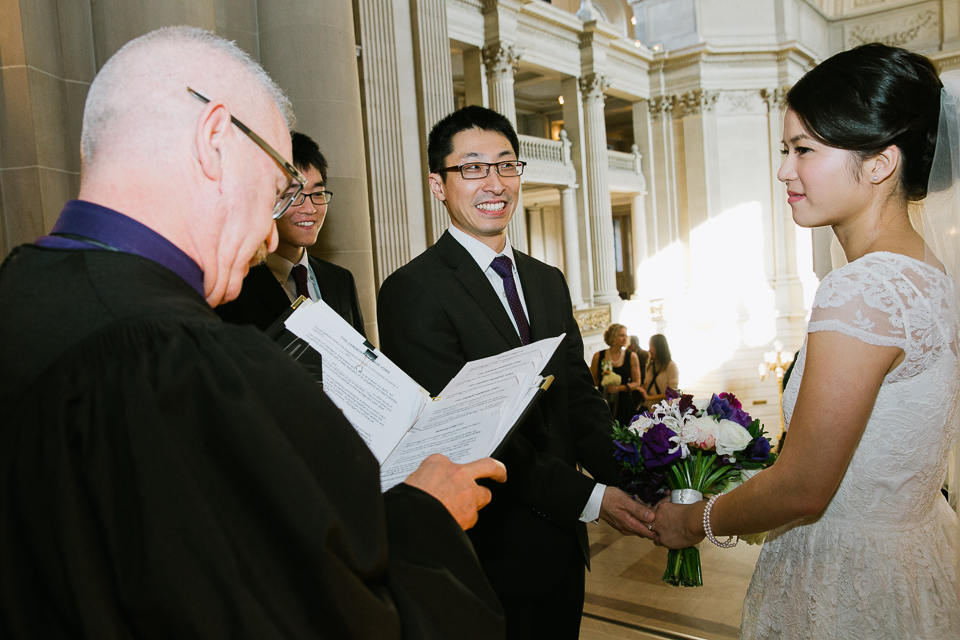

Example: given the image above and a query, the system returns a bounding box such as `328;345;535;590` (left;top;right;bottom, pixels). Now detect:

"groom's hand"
599;486;658;540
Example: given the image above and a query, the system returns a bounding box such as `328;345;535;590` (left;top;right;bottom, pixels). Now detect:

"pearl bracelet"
703;493;738;548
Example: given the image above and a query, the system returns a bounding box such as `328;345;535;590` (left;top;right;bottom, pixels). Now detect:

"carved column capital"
676;89;718;118
648;95;675;122
578;73;609;103
760;86;790;111
482;44;520;78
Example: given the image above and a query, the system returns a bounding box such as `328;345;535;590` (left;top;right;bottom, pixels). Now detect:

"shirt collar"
263;250;309;284
446;224;516;273
34;200;205;298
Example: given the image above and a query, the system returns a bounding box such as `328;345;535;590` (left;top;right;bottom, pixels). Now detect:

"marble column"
410;0;456;245
355;0;427;283
560;186;585;308
675;89;717;285
462;47;488;108
482;43;519;126
677;90;718;229
630;192;647;272
580;73;619;304
481;43;526;252
648;95;677;250
258;0;378;341
561;76;594;305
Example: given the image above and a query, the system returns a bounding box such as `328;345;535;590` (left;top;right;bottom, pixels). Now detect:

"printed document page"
284;300;426;463
439;335;563;441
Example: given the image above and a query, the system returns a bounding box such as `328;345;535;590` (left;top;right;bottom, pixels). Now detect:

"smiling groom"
377;105;657;640
216;131;366;337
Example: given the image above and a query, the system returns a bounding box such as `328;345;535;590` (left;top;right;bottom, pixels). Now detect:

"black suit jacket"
377;232;620;598
217;255;366;338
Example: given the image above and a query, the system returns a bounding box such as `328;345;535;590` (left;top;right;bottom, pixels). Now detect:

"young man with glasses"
376;106;657;640
217;131;366;337
0;28;507;640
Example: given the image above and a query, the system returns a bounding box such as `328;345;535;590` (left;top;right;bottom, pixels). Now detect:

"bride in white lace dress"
651;44;960;639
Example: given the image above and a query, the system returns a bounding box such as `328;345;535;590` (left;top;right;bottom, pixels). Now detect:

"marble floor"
580;520;763;640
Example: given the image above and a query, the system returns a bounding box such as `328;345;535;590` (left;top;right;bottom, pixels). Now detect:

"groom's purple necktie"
291;264;311;300
490;255;531;345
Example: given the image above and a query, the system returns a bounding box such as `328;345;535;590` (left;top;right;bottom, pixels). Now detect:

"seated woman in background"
638;333;679;409
590;323;643;426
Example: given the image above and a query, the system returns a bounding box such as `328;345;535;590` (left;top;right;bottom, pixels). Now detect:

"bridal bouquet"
612;389;777;587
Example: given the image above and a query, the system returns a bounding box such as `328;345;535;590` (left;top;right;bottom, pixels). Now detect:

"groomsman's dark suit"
377;231;622;633
216;257;366;338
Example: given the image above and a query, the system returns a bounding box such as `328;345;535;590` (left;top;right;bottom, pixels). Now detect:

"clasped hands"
402;454;708;548
599;489;707;549
605;380;645;396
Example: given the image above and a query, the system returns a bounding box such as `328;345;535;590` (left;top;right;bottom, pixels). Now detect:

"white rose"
715;419;754;456
693;397;711;412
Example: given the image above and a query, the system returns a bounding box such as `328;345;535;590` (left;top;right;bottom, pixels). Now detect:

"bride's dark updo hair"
786;43;942;201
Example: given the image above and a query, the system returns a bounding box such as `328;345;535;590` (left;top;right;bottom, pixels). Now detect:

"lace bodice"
742;252;960;639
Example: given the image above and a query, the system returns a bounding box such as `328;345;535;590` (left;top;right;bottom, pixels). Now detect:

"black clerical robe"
0;245;503;639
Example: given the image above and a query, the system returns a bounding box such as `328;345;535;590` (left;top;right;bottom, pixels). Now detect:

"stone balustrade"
518;131;576;186
606;145;646;193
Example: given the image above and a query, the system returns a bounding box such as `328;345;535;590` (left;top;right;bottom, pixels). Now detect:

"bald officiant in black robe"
0;26;504;640
0;201;503;639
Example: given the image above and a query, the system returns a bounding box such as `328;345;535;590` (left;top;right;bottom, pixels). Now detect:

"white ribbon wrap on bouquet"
671;489;703;504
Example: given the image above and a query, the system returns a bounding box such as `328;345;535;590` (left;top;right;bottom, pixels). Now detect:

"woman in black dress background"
590;323;643;426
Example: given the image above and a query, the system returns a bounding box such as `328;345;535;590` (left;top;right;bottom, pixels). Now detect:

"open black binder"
264;296;323;388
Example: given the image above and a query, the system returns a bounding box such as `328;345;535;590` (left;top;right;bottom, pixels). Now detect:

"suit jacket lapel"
514;251;550;342
309;257;336;307
435;232;523;349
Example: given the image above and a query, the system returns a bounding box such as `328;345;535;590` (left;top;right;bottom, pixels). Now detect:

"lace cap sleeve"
808;260;907;349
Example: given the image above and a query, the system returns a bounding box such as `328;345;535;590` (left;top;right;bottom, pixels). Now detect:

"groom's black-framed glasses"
437;161;526;180
187;87;306;219
291;190;334;206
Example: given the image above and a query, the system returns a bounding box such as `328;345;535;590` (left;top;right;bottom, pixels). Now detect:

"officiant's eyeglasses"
187;87;307;219
437;161;526;180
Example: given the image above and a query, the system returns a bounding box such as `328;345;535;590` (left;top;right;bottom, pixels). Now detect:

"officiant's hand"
650;500;706;549
404;453;507;530
600;487;658;540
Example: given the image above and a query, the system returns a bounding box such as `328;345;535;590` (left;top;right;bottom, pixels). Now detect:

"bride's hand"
650;501;706;549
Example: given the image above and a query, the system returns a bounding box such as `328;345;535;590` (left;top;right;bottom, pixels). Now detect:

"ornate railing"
519;133;570;165
608;148;641;173
607;145;645;192
518;131;576;186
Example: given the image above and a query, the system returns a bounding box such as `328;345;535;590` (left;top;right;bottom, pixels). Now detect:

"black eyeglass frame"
436;161;527;180
187;87;306;219
291;190;334;207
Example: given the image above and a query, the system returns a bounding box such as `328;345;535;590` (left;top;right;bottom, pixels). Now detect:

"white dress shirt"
264;251;321;303
446;225;606;523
